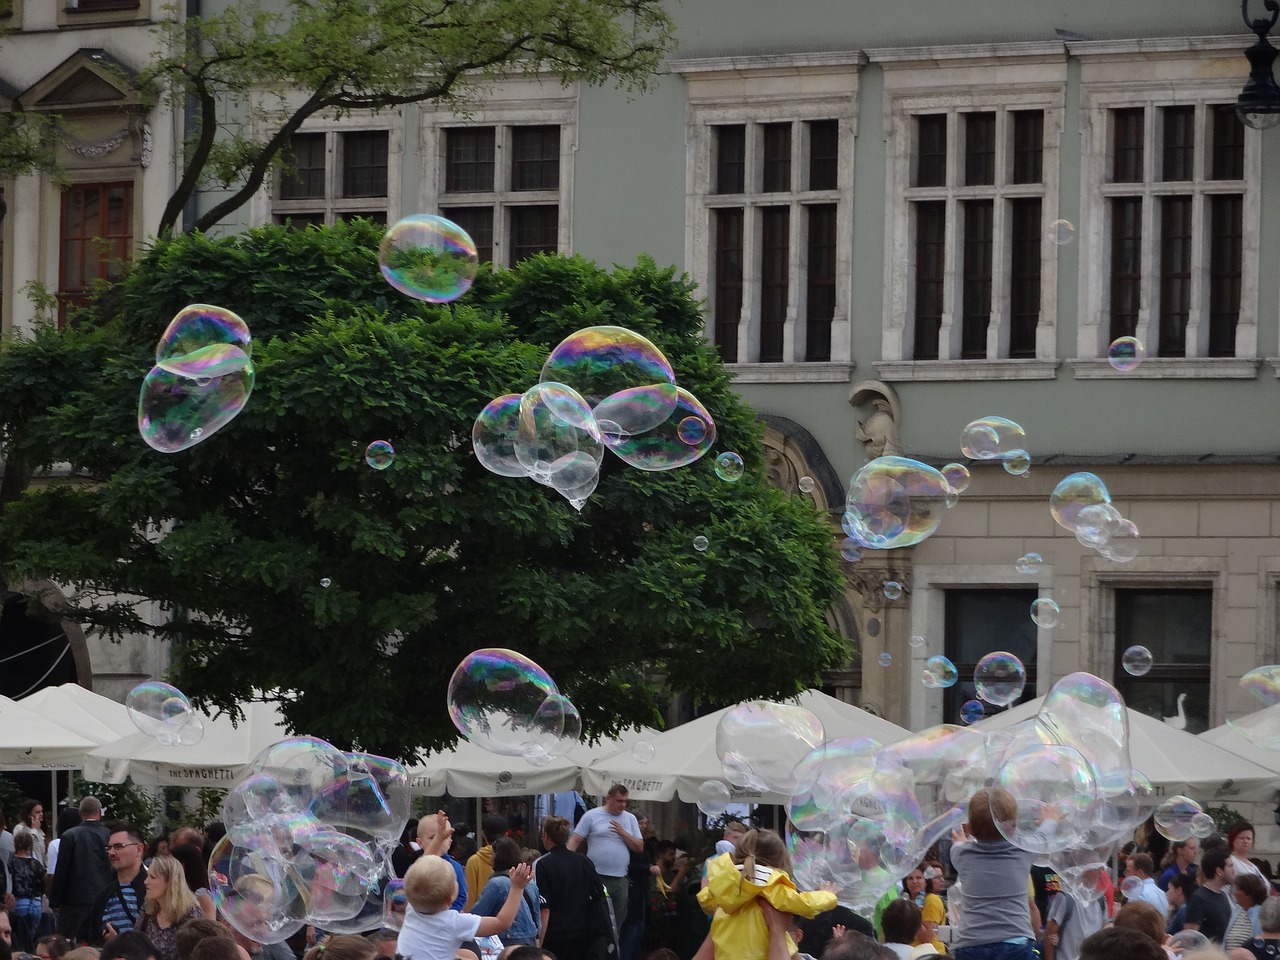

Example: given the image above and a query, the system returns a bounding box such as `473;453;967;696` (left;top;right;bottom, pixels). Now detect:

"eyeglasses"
105;842;140;851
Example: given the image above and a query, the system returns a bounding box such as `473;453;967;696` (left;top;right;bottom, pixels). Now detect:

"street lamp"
1239;0;1280;130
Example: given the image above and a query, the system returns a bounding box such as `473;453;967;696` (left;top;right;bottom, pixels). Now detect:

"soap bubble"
696;780;731;815
975;652;1027;708
608;387;716;471
787;736;883;832
994;744;1098;854
1154;796;1202;842
1190;812;1216;839
879;653;893;668
1002;450;1031;476
1031;598;1060;628
1108;336;1145;371
1100;519;1141;563
473;395;529;478
378;215;478;303
1226;665;1280;750
364;441;395;470
798;476;816;494
155;304;251;374
960;417;1026;461
293;829;381;923
1170;932;1209;956
381;880;408;932
1050;473;1112;535
632;741;655;764
310;752;411;844
1075;503;1124;549
525;693;582;762
447;649;560;757
320;578;332;588
516;382;600;474
883;581;903;601
693;535;709;552
1120;875;1142;899
716;701;825;794
845;457;951;549
942;463;971;494
1015;553;1043;576
909;635;926;649
960;700;985;724
678;416;708;445
208;835;307;944
1050;219;1076;245
922;656;958;689
1122;646;1153;677
126;681;203;745
839;539;864;563
715;451;745;482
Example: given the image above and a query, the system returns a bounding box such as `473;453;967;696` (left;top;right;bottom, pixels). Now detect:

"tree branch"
157;75;218;238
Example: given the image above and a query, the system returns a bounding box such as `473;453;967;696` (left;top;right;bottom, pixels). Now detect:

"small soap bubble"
320;578;332;588
942;463;971;494
715;451;745;482
878;653;893;668
379;215;479;303
1108;336;1145;371
1154;795;1202;842
693;535;709;552
1190;812;1216;839
1031;598;1060;628
960;700;985;724
678;416;708;445
1170;932;1209;956
126;681;201;745
1002;450;1031;476
631;740;656;764
960;417;1025;460
922;655;958;689
1015;553;1043;576
696;780;731;816
839;539;863;563
364;440;395;471
974;652;1027;707
1120;875;1142;899
909;635;926;649
882;580;903;601
190;427;204;440
1050;219;1076;245
798;476;815;494
1122;645;1154;677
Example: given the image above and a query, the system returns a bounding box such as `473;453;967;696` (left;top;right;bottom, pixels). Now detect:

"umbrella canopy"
0;694;100;769
20;683;134;745
583;690;911;804
1198;710;1280;779
81;700;292;787
973;696;1280;802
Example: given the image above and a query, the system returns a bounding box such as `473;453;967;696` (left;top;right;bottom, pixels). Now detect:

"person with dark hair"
1225;873;1268;949
47;809;83;895
199;826;223;856
1077;927;1165;960
173;920;230;960
98;932;157;960
1228;823;1267;893
1168;874;1196;935
796;908;876;960
1184;847;1234;942
364;929;398;960
463;817;508;913
1159;840;1199;892
36;935;73;960
14;803;46;867
189;940;238;960
51;798;112;942
1124;854;1168;916
470;838;540;947
10;830;47;950
91;826;148;943
533;816;597;960
501;948;554;960
881;900;923;959
166;847;213;921
1111;902;1165;948
392;821;419;880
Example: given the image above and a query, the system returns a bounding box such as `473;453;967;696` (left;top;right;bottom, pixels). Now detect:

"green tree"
0;26;59;226
0;222;847;759
150;0;674;236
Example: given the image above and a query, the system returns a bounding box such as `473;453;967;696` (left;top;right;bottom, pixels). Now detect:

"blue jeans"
14;897;41;949
955;940;1037;960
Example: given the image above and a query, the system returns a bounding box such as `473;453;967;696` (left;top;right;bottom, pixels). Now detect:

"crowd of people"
0;788;1275;960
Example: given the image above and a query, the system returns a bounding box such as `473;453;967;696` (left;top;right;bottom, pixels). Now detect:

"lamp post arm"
1243;0;1280;37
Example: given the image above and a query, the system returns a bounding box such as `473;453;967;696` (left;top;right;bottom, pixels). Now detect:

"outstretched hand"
508;862;533;889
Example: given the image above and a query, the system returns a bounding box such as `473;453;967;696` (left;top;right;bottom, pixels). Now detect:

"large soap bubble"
309;752;411;844
993;744;1098;854
716;700;825;794
473;395;530;478
126;681;204;745
208;835;308;944
844;457;951;549
379;215;479;303
960;417;1026;460
974;652;1027;708
1050;473;1112;535
447;649;568;757
607;387;716;471
1226;665;1280;750
292;829;382;923
788;737;883;832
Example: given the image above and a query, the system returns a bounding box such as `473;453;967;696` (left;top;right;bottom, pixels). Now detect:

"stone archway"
0;579;93;698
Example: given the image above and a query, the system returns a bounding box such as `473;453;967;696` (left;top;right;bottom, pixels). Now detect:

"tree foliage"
0;223;848;760
150;0;675;235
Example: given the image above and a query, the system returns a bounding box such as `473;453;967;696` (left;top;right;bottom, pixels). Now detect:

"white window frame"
418;76;577;267
1069;38;1262;380
870;42;1066;382
674;52;862;383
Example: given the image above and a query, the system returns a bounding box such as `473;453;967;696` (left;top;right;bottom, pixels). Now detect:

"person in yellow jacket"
693;829;837;960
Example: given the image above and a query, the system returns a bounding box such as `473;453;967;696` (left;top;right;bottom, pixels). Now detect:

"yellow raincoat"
696;852;838;960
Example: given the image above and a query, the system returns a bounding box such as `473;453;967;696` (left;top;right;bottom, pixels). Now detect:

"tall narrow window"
1161;106;1195;182
342;131;388;199
1158;196;1193;356
913;202;946;360
1011;111;1044;185
1109;197;1142;341
806;204;837;362
916;115;947;188
1209;196;1243;357
715;125;746;195
808;120;839;191
1113;108;1145;183
713;209;744;363
964;112;996;186
280;134;326;199
759;207;790;362
1211;107;1245;181
1009;198;1042;358
761;123;791;193
59;182;133;325
960;200;993;358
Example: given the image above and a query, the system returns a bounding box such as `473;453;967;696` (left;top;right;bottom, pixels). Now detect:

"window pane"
916;115;947;188
1161;106;1195;182
445;128;495;193
342;131;388;199
913;201;946;359
1158;195;1192;357
713;208;745;362
440;207;494;265
59;182;133;327
511;126;560;191
715;125;746;195
961;199;993;358
944;589;1039;722
1112;108;1145;183
1211;106;1245;181
1209;195;1243;358
1011;111;1044;185
805;203;837;362
280;133;326;200
508;205;558;262
1009;198;1042;359
275;213;325;230
337;210;388;226
761;123;792;193
964;112;996;186
759;207;790;362
808;120;839;191
1114;589;1211;734
1108;197;1142;341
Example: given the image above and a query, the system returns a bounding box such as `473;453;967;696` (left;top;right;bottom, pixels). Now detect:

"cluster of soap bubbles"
474;326;717;510
1152;795;1216;842
126;681;204;745
378;215;479;304
210;736;410;942
447;648;581;766
1050;472;1140;562
1226;665;1280;750
138;305;255;453
961;417;1032;476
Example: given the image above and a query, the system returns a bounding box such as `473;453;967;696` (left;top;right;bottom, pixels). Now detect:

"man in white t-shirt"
568;783;642;936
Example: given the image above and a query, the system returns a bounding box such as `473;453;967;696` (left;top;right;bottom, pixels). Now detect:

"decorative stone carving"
58;126;129;160
849;379;904;460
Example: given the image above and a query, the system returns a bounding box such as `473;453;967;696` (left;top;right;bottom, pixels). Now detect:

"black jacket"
50;820;111;907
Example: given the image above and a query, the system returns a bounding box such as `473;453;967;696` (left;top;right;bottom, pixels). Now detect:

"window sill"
874;359;1059;381
724;361;855;384
1069;358;1260;379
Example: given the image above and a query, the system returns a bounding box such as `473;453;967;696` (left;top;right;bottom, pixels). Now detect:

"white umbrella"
1198;708;1280;779
20;683;134;744
0;694;99;768
583;689;911;804
973;696;1280;802
82;700;292;787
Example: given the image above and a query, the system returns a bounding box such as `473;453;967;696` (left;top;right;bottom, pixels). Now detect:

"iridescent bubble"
310;752;411;844
1122;646;1153;677
1153;795;1202;842
447;649;560;757
1015;553;1043;576
1031;598;1060;628
693;535;709;552
678;416;708;445
879;653;893;668
378;215;478;303
845;457;951;549
787;736;883;832
994;743;1098;854
960;417;1026;461
942;463;971;494
1101;519;1141;563
883;580;903;601
1226;665;1280;750
320;578;332;588
715;451;745;482
1050;472;1112;535
1002;450;1031;476
608;387;716;471
126;681;201;745
799;476;816;494
541;326;677;437
975;652;1027;708
208;835;307;944
909;635;926;649
696;780;731;816
294;829;381;923
1190;812;1216;839
1120;875;1142;899
960;700;985;725
515;382;603;505
922;655;958;689
155;304;252;373
1050;219;1076;245
382;880;408;932
632;740;656;764
716;701;825;794
525;692;582;761
839;539;863;563
1108;336;1145;371
364;441;394;471
1170;932;1209;956
139;355;255;454
473;394;530;478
